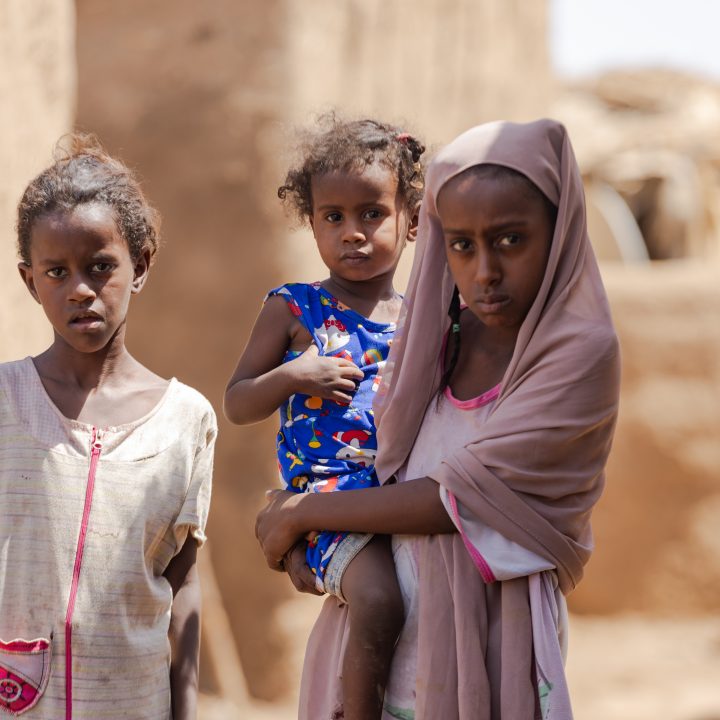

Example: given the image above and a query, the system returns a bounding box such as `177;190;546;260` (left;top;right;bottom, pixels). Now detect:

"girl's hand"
255;489;306;570
284;542;323;595
289;344;364;403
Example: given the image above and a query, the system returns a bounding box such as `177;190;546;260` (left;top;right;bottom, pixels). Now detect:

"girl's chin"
471;312;522;331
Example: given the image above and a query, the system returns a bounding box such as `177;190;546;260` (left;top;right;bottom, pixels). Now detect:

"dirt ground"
198;593;720;720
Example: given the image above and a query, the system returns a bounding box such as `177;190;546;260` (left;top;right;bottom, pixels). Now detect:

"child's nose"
474;249;502;286
341;221;365;244
68;275;97;302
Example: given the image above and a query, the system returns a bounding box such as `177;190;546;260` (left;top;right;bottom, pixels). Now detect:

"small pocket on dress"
0;636;52;715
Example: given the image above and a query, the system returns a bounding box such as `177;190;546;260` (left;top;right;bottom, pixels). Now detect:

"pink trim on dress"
443;382;501;410
0;639;49;654
64;427;103;719
440;328;502;410
448;492;496;583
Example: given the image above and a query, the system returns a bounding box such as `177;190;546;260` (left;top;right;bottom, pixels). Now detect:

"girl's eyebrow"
316;199;392;212
36;251;120;267
443;218;531;235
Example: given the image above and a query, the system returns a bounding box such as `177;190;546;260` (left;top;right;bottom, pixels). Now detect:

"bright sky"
550;0;720;80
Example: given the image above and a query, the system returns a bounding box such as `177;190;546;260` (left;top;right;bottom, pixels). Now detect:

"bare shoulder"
254;294;312;351
262;293;301;333
128;360;171;397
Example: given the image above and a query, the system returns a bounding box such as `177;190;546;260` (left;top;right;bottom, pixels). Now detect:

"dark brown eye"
91;263;114;273
450;238;472;252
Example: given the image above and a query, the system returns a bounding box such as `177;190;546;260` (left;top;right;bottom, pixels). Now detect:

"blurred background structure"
1;1;719;718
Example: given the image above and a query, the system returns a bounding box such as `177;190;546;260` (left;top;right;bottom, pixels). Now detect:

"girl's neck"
464;310;519;355
323;273;398;305
479;326;520;355
322;273;400;325
36;328;136;391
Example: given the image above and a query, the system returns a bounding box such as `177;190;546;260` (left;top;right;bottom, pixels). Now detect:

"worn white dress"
0;358;216;719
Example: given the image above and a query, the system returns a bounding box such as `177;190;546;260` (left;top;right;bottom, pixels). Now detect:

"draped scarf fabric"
375;119;619;718
375;119;620;595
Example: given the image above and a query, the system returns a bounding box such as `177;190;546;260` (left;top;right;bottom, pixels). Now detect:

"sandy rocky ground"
198;594;720;720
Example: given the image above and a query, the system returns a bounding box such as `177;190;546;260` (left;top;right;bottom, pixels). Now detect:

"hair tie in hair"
452;323;460;333
396;132;411;144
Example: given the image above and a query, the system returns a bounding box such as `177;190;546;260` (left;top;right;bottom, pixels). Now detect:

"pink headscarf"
375;118;621;594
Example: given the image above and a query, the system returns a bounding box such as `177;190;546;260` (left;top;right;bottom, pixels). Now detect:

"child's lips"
342;252;370;264
69;312;104;329
475;295;511;313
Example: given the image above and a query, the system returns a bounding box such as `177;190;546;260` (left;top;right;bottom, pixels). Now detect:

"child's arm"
256;479;457;570
284;541;323;595
224;296;364;425
165;536;201;720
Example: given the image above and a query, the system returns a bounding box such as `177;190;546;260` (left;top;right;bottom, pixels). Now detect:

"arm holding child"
256;477;457;570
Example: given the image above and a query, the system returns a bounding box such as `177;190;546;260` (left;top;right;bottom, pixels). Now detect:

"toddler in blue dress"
225;115;424;720
268;281;393;592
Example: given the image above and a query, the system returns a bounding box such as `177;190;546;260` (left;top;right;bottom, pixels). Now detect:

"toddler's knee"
348;581;405;634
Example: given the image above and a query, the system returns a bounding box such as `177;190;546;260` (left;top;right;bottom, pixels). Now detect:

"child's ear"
17;263;41;305
406;201;421;244
131;249;152;294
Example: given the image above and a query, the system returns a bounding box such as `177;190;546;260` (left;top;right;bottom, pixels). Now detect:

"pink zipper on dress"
64;427;103;719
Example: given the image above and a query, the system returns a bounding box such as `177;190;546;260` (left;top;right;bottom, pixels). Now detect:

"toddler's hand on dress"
284;542;323;595
289;344;364;404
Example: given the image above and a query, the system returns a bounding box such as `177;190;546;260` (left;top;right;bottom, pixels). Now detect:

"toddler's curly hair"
278;113;426;223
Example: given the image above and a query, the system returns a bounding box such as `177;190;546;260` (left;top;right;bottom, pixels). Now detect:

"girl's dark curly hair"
17;133;160;264
278;113;426;222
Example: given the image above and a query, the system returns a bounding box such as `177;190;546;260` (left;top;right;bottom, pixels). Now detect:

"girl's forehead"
30;203;126;256
438;167;538;208
316;161;396;184
38;202;118;233
311;163;398;199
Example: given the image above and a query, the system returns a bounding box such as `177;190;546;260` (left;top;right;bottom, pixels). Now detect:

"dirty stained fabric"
0;357;215;719
299;119;620;720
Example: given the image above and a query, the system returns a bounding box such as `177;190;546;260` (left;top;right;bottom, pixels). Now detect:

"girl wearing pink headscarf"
256;119;620;720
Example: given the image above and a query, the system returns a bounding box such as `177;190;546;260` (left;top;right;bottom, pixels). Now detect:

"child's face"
18;202;150;354
437;169;554;333
309;163;414;285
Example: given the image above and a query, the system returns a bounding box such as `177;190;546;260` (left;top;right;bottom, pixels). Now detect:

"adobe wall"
0;0;75;360
571;261;720;615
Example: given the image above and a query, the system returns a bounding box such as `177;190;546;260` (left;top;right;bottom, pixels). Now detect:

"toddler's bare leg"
340;535;404;720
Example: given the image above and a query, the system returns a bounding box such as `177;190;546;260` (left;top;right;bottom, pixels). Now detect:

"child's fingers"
330;390;354;404
340;366;365;380
332;377;359;392
327;356;362;373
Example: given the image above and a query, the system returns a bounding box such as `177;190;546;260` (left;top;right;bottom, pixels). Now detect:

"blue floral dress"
266;282;395;589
